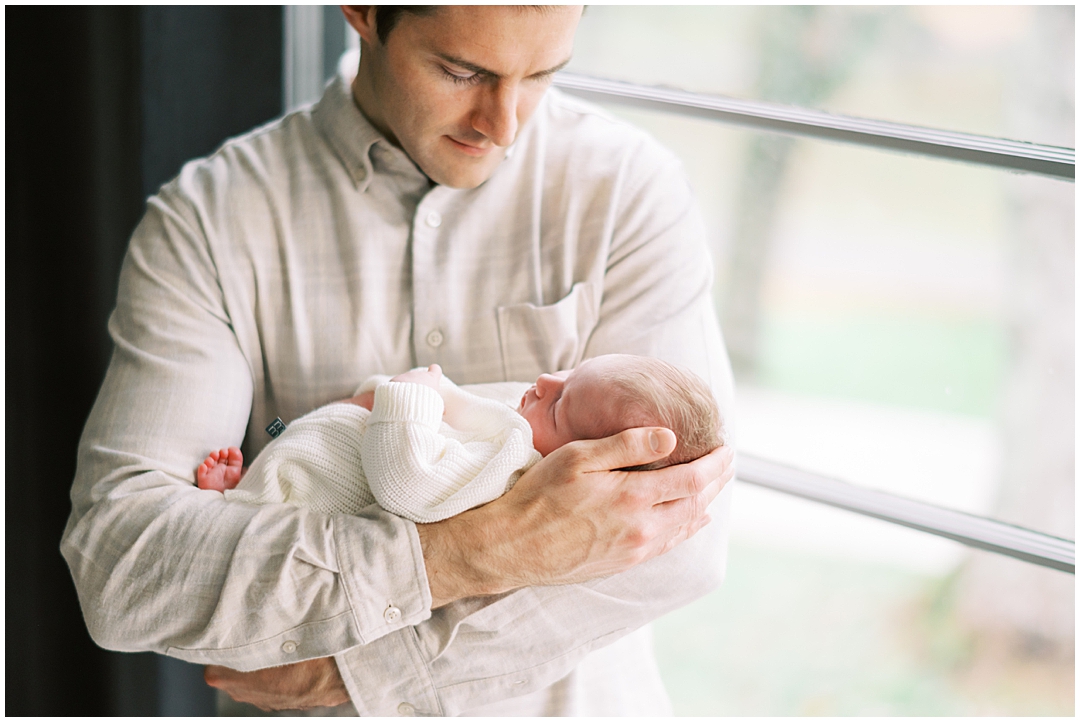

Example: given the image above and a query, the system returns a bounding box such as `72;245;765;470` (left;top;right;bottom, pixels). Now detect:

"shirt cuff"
336;629;443;716
332;505;432;645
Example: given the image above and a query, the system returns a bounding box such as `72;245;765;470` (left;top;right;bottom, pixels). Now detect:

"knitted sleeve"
361;382;540;524
224;402;376;515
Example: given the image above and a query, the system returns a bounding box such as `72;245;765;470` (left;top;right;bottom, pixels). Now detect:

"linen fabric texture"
225;377;540;524
60;51;735;716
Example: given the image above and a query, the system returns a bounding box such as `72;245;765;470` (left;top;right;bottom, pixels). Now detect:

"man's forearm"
416;514;500;607
335;486;732;716
214;484;732;716
415;430;732;607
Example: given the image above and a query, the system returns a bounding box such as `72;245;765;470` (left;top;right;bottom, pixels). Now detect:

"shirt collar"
312;52;429;193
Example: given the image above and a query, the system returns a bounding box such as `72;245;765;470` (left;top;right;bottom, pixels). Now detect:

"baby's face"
517;356;641;455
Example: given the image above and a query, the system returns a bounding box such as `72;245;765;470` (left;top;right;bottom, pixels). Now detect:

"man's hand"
204;656;349;712
417;428;735;607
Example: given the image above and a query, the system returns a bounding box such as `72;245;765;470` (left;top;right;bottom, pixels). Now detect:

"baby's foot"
197;447;244;492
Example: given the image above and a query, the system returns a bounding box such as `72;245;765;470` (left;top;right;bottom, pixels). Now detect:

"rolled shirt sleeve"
61;194;432;670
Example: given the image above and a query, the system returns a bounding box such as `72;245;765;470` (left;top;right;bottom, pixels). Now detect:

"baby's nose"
535;373;560;396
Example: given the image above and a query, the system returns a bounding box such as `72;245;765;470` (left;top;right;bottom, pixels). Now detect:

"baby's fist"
390;364;443;391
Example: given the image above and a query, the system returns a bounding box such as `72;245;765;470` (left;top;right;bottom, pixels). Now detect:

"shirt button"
281;641;297;654
426;330;444;348
425;211;442;228
384;605;402;624
397;702;416;716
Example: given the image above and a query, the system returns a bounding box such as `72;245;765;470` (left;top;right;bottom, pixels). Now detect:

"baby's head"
517;354;724;469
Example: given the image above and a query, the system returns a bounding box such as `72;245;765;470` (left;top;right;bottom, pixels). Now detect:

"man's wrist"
415;506;511;608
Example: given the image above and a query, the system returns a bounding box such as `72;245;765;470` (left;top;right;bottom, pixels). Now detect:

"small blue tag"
265;417;287;438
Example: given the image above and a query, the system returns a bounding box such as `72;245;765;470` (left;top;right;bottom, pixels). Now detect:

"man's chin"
421;153;504;190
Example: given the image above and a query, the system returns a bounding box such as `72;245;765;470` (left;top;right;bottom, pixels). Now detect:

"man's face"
350;6;583;189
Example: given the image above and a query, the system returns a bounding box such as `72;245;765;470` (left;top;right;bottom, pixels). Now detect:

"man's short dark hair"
372;6;566;44
374;6;435;44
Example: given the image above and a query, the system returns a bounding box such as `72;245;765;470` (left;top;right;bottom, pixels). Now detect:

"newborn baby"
196;354;724;524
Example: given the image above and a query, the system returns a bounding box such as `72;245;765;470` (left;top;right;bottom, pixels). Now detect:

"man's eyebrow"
436;53;573;80
529;57;573;79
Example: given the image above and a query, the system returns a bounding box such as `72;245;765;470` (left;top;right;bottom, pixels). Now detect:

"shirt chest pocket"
495;281;599;381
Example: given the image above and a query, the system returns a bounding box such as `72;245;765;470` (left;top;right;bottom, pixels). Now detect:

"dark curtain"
6;6;282;715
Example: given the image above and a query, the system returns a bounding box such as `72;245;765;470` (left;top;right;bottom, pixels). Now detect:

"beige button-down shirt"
61;60;735;716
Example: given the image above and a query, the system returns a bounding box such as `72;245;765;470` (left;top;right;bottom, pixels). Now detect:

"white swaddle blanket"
225;376;540;523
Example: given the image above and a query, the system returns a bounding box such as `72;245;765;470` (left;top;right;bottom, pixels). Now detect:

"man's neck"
350;71;400;149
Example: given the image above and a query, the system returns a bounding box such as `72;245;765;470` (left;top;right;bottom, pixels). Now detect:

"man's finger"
700;449;736;506
687;512;712;539
204;664;231;688
650;453;732;540
647;487;716;559
642;444;733;504
557;426;677;473
202;659;348;711
696;475;725;510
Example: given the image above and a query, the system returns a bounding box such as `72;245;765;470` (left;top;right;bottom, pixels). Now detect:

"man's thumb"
555;427;677;472
591;426;677;470
646;427;677;456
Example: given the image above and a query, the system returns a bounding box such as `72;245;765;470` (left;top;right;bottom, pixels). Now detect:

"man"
61;6;736;715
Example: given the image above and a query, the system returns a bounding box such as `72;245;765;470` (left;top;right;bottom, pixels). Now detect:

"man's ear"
340;6;378;45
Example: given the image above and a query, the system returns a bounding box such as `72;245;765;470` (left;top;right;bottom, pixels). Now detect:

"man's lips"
446;136;494;157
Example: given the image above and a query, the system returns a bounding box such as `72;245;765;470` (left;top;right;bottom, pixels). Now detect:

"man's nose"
473;82;518;147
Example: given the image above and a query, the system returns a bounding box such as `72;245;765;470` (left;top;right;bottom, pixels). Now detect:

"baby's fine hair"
600;356;725;471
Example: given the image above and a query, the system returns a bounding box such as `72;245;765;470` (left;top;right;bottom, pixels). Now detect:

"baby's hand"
390;364;443;391
341;390;376;410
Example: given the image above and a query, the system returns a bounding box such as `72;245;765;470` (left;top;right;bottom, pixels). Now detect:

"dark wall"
140;6;285;199
7;7;282;715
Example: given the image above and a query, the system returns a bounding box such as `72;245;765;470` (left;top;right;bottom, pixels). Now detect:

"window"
565;6;1073;715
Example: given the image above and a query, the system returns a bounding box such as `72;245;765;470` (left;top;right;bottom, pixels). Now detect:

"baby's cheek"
529;423;557;456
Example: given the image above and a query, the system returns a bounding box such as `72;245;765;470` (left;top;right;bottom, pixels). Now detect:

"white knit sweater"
224;376;540;523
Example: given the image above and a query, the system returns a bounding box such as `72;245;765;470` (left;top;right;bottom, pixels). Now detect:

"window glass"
654;532;1073;715
568;6;1074;716
569;5;1074;146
